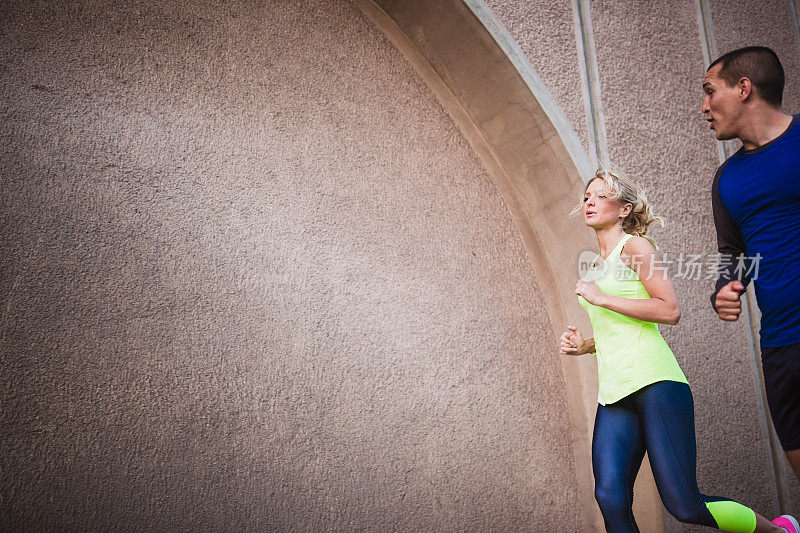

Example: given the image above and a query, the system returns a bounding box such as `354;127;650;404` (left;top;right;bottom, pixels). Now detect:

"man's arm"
710;164;751;316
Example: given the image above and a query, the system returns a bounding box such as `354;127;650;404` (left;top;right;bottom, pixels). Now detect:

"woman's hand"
559;325;585;355
575;280;605;307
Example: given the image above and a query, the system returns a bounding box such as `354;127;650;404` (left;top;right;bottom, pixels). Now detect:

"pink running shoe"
773;515;800;533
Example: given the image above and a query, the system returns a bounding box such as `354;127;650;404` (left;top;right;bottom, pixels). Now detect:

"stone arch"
352;2;654;531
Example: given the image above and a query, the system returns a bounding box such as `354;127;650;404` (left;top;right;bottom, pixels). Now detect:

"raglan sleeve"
710;164;751;312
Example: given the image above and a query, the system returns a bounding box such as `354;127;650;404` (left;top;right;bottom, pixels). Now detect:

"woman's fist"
575;280;605;306
559;325;584;355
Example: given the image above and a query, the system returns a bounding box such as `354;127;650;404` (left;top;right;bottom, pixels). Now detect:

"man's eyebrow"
702;81;713;89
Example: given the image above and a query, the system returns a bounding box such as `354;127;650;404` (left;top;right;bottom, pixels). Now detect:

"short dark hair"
708;46;785;107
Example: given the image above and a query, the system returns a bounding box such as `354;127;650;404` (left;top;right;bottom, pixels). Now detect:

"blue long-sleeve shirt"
711;114;800;347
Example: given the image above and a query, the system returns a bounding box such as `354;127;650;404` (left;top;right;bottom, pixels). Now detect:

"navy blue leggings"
592;380;752;532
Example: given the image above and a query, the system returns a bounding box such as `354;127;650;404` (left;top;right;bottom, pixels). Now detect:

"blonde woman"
559;169;795;533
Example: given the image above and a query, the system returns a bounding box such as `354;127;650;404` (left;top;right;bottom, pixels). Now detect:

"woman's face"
582;178;630;230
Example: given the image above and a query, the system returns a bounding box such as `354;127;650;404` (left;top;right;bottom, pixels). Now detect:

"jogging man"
703;46;800;483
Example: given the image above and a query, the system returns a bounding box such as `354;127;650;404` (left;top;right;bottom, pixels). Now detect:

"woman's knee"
664;500;714;527
594;482;629;515
666;505;702;524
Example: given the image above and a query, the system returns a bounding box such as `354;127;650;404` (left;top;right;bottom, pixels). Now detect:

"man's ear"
738;76;753;101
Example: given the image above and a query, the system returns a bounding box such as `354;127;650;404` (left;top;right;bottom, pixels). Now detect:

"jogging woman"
558;168;797;533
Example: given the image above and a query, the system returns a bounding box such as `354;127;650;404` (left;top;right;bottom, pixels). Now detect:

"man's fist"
715;280;745;321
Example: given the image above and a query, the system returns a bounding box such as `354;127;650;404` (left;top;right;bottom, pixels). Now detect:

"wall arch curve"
352;2;655;531
0;0;660;529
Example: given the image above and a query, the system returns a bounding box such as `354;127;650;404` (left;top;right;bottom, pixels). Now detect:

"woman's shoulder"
621;234;656;254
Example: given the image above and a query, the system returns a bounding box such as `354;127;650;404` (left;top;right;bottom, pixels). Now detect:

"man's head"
702;47;785;140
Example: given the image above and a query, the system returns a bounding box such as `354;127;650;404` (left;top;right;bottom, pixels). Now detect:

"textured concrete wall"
3;0;800;530
711;0;800;112
482;0;591;158
0;0;581;530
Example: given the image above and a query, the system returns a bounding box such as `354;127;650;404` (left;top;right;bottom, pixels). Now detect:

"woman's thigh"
592;402;646;496
632;381;716;526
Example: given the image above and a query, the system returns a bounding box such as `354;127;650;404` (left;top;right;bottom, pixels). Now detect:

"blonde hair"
570;168;664;242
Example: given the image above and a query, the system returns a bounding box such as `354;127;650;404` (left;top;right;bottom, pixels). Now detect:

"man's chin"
714;130;734;141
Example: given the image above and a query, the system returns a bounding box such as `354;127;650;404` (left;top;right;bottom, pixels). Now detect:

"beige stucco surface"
3;0;800;530
0;0;583;529
357;1;605;528
483;0;592;158
710;0;800;113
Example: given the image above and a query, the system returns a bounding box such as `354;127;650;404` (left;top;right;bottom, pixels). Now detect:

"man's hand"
715;280;745;321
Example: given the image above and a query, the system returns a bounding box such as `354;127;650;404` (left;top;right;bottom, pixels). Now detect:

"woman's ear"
620;203;633;218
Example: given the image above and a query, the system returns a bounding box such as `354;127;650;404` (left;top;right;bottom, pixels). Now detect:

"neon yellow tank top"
578;233;687;405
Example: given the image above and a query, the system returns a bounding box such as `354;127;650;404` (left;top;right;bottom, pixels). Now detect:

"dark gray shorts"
762;340;800;451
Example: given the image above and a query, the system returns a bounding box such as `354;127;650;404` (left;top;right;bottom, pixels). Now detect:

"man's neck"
737;107;793;151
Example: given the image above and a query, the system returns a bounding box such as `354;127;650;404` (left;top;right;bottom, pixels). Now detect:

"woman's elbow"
665;306;681;325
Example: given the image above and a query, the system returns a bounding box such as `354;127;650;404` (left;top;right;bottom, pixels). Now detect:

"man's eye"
583;197;589;202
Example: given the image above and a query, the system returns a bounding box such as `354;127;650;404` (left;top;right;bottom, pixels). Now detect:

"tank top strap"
605;233;634;264
614;233;634;258
591;233;634;270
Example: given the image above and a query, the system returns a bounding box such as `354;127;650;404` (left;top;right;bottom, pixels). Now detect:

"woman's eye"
583;197;589;202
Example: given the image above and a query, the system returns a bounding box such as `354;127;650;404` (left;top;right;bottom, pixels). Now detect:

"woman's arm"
575;236;681;325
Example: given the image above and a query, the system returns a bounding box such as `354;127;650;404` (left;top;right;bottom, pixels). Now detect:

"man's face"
702;64;743;140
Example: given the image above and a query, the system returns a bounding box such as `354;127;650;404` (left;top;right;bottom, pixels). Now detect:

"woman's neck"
595;225;626;257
